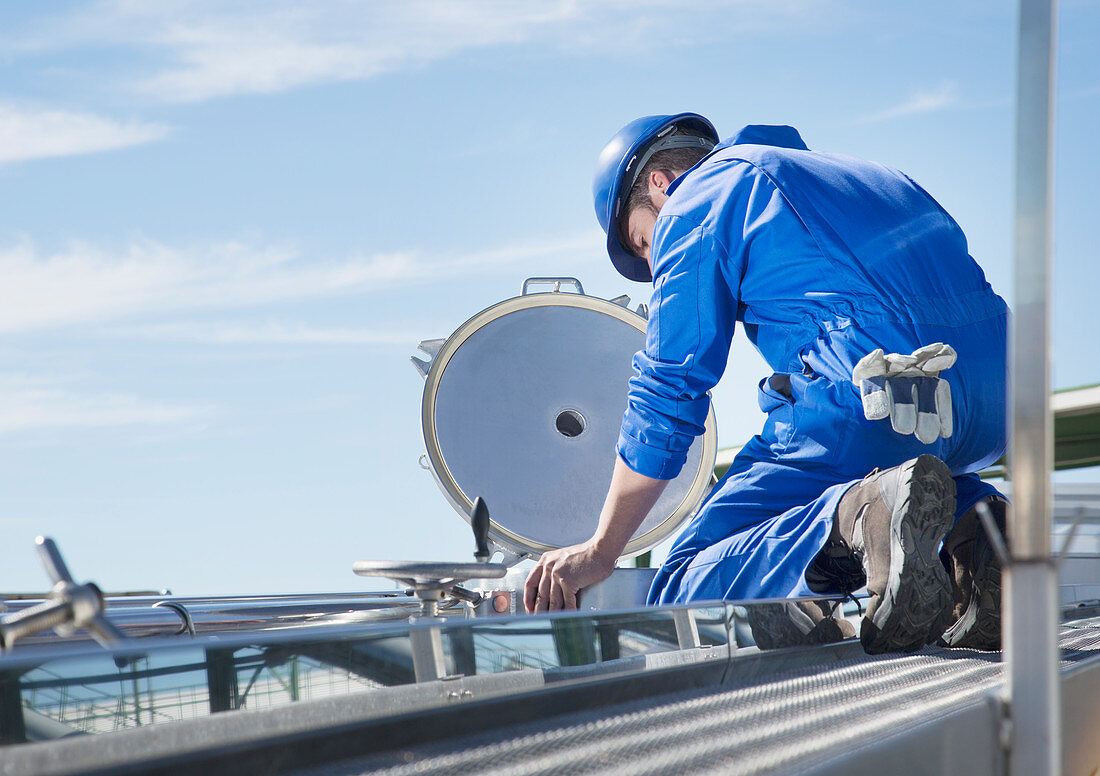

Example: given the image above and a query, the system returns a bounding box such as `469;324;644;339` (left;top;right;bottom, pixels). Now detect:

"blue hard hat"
593;113;718;282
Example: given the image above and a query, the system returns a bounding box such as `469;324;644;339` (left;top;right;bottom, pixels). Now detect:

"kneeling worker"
524;113;1008;654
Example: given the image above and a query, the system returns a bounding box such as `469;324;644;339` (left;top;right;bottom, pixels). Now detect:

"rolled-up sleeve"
617;216;739;479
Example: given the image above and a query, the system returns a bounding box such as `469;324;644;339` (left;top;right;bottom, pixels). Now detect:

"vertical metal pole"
672;609;702;650
0;674;27;744
289;656;300;702
146;659;156;724
596;620;622;661
409;625;448;682
130;663;142;727
205;648;240;713
1007;0;1060;774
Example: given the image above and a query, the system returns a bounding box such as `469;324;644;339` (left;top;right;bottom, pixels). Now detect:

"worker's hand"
852;343;956;444
524;541;616;613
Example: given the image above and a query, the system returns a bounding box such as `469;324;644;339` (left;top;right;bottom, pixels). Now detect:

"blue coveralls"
614;125;1009;604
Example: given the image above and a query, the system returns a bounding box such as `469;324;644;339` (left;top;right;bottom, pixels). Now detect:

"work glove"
852;343;956;444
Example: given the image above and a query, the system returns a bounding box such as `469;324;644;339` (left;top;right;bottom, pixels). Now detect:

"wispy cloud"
0;103;170;165
857;81;960;124
8;0;835;104
0;374;209;434
0;232;601;334
136;3;582;103
122;321;421;346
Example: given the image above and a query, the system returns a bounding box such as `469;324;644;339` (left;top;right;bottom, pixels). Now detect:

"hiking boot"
746;600;857;650
938;497;1006;650
833;454;956;654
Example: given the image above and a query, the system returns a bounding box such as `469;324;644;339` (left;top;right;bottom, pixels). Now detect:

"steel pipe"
1006;0;1060;774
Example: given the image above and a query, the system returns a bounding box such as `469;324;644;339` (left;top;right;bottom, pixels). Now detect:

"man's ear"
649;169;674;194
647;170;675;209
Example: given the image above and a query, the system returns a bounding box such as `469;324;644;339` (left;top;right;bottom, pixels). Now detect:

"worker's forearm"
589;458;671;560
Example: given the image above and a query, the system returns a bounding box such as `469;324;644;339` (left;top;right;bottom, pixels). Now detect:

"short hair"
620;146;710;255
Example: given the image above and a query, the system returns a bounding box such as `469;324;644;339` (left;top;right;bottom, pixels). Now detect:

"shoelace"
845;591;864;618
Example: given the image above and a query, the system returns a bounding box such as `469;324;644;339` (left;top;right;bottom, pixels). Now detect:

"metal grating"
298;625;1100;776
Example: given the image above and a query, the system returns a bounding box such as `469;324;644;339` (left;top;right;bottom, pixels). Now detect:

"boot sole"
861;455;956;654
940;506;1003;650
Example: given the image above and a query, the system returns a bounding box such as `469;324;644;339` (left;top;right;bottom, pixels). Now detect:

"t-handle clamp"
471;496;491;563
0;537;128;651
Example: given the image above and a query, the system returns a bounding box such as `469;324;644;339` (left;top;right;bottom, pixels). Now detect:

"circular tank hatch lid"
419;288;717;560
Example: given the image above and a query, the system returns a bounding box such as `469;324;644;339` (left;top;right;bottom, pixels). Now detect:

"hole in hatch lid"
555;409;586;438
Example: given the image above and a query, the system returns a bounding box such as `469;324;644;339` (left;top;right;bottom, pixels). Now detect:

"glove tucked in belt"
852;343;956;444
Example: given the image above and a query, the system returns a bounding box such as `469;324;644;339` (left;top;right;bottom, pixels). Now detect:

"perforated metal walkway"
5;618;1099;776
297;622;1100;776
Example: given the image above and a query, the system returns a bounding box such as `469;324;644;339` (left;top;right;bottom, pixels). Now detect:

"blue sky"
1;1;1097;595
